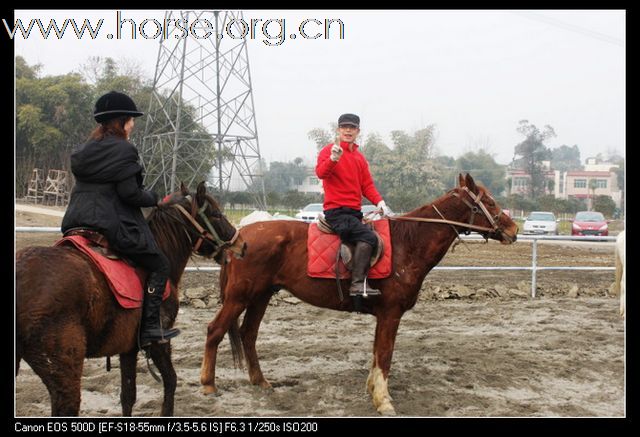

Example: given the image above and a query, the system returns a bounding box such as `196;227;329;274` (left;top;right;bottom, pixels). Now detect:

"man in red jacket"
316;113;392;297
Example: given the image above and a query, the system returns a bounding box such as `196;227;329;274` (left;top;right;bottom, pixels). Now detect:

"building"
554;158;621;208
292;167;323;194
507;161;556;196
508;158;622;208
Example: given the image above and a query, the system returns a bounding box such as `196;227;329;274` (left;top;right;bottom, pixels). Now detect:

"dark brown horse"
200;173;518;415
16;182;246;416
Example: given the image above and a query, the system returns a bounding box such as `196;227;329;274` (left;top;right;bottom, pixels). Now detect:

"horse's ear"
465;173;478;194
180;182;189;196
196;181;207;204
458;173;465;187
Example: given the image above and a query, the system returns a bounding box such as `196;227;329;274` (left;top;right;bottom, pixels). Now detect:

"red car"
571;211;609;236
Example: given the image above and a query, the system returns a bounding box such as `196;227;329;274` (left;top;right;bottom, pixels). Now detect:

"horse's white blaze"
615;231;625;318
368;365;396;415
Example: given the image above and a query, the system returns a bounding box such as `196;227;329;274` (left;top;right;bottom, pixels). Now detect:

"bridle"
388;186;508;239
168;194;240;258
449;186;504;235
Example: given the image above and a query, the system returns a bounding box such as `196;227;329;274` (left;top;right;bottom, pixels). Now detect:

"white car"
360;204;394;219
295;203;324;223
522;211;558;235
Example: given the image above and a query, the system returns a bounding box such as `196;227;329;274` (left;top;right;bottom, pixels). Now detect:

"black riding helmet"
93;91;144;123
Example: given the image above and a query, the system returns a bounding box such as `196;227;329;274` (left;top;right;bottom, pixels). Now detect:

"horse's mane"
147;206;194;282
388;188;457;244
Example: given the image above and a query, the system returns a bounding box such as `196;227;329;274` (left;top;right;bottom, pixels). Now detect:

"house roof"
566;171;612;177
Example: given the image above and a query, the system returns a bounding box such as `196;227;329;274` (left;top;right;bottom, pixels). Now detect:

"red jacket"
315;141;383;211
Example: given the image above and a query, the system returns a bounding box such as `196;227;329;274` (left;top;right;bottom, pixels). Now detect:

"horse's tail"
219;260;245;369
228;320;245;369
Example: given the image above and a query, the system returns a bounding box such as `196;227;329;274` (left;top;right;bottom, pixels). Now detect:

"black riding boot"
349;241;381;297
139;272;180;348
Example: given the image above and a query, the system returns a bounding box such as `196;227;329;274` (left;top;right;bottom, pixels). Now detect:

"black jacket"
61;135;160;255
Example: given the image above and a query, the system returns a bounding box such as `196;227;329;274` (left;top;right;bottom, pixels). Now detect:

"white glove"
377;200;392;217
330;144;343;162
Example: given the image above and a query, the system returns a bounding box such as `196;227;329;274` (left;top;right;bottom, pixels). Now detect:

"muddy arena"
14;208;625;417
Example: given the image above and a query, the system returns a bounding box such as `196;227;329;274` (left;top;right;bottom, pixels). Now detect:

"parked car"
361;204;378;215
361;203;395;219
571;211;609;236
295;203;324;223
522;211;558;235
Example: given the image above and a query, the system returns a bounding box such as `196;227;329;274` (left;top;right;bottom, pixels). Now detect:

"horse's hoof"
377;401;396;416
378;405;397;416
258;380;272;389
202;385;219;396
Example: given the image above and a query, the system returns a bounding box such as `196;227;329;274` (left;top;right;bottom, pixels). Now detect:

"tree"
607;152;624;206
15;57;95;196
455;150;506;196
307;123;337;150
551;144;582;172
593;195;616;217
513;120;555;199
255;159;307;194
362;126;446;212
15;56;222;198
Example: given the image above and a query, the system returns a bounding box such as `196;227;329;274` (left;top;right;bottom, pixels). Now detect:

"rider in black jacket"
62;91;179;348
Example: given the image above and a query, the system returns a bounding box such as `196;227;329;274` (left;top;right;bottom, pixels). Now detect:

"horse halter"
172;195;239;258
450;186;503;236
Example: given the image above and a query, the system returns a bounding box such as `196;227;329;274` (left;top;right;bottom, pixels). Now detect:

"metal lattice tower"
141;10;266;207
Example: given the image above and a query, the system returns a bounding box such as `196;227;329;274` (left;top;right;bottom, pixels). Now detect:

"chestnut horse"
16;182;246;416
200;173;518;415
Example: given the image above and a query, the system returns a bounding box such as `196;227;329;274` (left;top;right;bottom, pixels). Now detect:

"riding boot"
349;241;381;297
139;272;180;348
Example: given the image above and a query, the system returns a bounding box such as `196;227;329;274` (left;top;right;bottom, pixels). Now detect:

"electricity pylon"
141;10;267;208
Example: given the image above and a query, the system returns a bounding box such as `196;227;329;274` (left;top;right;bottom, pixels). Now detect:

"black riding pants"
126;251;170;285
324;207;378;248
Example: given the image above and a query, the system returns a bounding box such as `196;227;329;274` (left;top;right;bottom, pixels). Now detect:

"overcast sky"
13;9;625;167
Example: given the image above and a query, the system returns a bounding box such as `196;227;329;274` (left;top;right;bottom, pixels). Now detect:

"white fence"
16;228;616;298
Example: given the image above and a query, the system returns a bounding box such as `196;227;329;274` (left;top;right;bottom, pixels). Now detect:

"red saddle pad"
55;235;171;309
307;219;392;279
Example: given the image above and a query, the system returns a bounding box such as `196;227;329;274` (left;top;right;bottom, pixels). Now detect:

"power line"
512;11;624;47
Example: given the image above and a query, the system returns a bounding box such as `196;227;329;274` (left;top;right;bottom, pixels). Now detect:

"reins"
389;215;496;233
386;186;505;239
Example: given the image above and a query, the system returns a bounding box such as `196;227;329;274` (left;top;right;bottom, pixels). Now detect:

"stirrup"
140;328;180;348
349;279;381;297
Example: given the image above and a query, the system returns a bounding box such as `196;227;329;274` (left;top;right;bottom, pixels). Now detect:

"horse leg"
239;292;272;388
148;342;177;416
200;299;247;395
25;326;86;416
119;350;138;416
366;311;402;416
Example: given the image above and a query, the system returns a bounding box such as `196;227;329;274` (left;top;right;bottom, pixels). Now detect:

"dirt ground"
13;208;626;417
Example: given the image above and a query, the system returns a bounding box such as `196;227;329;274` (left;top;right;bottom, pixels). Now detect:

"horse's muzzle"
499;229;517;244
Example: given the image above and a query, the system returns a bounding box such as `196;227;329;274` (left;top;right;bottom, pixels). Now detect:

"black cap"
94;91;144;123
338;113;360;128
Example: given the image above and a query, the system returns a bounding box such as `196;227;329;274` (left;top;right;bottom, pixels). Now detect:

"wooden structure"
42;169;69;206
25;168;45;204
